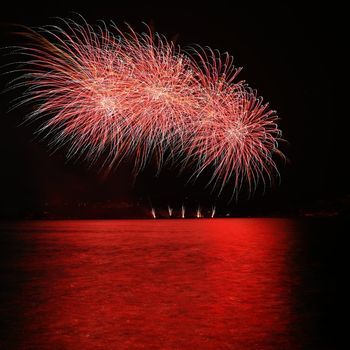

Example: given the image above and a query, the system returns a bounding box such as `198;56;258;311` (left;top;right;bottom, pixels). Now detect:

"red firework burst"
182;47;282;194
5;18;283;195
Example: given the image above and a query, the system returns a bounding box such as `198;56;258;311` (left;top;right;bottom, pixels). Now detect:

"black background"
0;2;343;218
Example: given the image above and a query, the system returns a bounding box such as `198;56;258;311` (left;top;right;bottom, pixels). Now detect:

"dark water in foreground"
0;219;339;349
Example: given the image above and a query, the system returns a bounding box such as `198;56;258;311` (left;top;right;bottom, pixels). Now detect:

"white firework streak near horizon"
181;204;185;218
211;205;216;218
167;205;173;217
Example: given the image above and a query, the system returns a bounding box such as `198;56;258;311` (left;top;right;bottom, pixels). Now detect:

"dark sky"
0;2;342;217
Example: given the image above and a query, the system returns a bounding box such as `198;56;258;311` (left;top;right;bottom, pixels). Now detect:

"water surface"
0;219;338;349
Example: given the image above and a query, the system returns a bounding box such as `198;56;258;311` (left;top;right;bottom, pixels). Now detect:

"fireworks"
211;206;216;218
5;18;283;195
151;207;156;219
167;205;173;217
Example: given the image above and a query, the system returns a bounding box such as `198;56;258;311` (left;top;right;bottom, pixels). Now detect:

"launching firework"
211;205;216;218
196;205;202;218
181;204;185;219
151;208;156;219
167;205;173;217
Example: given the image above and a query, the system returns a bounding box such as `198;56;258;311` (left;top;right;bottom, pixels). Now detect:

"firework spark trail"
5;18;283;196
211;205;216;218
168;205;173;217
196;205;202;218
151;207;156;219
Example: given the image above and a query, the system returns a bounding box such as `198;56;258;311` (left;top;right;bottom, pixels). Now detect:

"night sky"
0;3;342;218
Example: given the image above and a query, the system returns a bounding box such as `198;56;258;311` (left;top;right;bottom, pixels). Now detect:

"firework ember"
5;18;283;195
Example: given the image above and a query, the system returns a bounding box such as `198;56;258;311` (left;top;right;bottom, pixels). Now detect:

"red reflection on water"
2;219;297;349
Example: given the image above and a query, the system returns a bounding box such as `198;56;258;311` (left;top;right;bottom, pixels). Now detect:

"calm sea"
0;219;339;349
